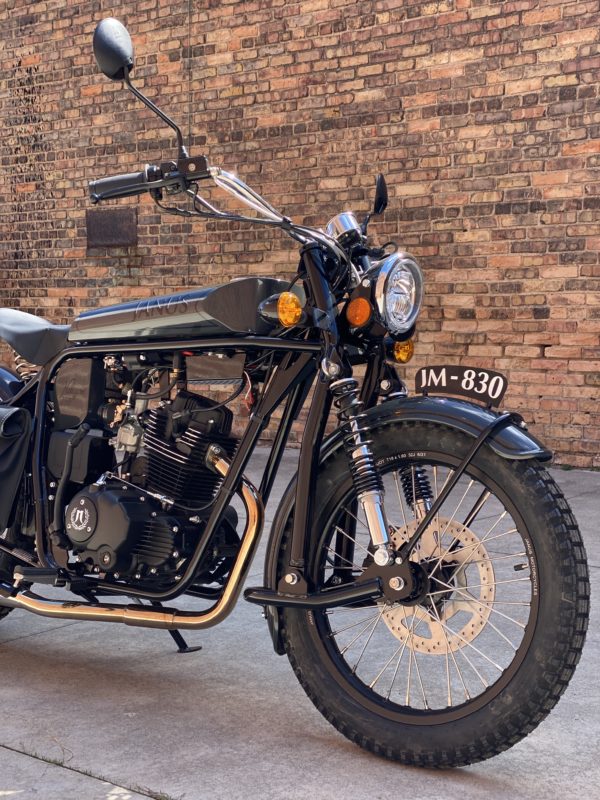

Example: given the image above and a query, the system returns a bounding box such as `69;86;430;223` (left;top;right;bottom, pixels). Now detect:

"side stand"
150;602;203;653
130;598;202;653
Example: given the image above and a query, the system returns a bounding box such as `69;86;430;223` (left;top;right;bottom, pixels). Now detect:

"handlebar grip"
89;166;160;203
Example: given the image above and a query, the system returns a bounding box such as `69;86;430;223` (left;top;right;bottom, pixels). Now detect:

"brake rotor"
381;518;495;654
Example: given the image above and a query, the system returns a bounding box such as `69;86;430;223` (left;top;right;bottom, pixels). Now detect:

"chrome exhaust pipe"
0;450;264;630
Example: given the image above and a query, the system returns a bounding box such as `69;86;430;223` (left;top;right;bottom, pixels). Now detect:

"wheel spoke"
410;642;429;709
339;614;381;656
444;576;530;591
447;527;519;574
325;547;362;572
439;479;475;536
420;606;504;672
429;527;518;578
393;471;409;529
430;601;469;703
369;641;404;690
341;505;369;532
333;525;371;555
329;612;380;638
455;640;490;690
426;587;530;606
463;489;492;528
351;607;385;673
433;578;529;629
429;512;512;578
465;552;527;565
385;608;417;700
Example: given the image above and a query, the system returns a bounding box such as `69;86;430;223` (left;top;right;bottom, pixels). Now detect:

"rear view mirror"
361;173;389;235
373;173;388;216
93;18;134;81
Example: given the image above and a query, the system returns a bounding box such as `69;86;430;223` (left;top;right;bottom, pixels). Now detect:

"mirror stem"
124;72;188;160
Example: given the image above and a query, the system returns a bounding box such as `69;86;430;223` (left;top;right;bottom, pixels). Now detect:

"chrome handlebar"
188;167;359;281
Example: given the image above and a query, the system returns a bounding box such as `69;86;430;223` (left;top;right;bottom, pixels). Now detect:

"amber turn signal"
346;297;372;327
393;339;414;363
277;292;303;327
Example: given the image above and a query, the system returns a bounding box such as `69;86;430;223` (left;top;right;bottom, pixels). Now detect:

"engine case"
65;483;182;575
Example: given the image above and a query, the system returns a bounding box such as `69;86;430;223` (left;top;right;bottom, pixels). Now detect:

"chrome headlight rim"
374;252;423;336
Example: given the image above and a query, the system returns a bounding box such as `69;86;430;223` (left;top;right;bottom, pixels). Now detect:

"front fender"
349;395;551;462
262;395;551;652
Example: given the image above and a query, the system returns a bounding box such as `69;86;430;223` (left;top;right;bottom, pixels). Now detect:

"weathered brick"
0;0;598;465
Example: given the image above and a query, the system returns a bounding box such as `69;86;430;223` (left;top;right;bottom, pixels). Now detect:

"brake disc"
381;518;495;654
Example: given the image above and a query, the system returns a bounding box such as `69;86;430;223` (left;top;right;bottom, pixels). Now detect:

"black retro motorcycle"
0;19;589;768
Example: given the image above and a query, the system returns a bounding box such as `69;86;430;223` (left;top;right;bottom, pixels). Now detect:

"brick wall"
0;0;598;466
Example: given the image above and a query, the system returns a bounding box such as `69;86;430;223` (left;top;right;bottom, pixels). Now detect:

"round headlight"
375;253;423;336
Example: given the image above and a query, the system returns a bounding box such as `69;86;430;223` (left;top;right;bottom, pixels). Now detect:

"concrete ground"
0;450;597;800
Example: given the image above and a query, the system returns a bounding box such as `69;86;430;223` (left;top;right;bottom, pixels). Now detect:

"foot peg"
13;566;66;587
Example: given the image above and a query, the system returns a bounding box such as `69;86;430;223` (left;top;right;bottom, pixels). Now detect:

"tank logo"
134;295;197;320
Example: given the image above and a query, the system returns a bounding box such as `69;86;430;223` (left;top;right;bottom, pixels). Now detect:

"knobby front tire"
278;422;589;767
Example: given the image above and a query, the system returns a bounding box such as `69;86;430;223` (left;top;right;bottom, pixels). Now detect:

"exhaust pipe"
0;450;264;630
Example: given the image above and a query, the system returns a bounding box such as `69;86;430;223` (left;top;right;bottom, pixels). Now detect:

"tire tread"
279;422;590;767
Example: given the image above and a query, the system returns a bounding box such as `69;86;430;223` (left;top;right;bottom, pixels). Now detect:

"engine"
143;390;237;509
50;357;241;587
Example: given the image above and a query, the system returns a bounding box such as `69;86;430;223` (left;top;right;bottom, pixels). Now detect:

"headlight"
374;253;423;336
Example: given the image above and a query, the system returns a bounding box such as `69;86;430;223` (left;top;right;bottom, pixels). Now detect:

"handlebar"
89;166;159;203
88;160;354;276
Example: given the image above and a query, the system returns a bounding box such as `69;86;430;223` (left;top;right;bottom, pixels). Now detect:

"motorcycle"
0;18;589;768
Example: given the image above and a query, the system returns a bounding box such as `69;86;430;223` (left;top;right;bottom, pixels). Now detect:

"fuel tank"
68;277;290;342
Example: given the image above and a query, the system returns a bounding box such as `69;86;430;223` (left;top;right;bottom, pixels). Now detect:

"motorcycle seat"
0;308;70;366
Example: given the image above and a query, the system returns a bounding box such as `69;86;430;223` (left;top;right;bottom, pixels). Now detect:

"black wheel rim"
309;450;541;725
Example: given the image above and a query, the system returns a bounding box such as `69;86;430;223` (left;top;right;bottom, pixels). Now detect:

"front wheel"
279;422;589;767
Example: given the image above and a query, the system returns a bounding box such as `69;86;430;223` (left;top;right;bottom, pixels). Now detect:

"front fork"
287;243;419;592
329;376;393;567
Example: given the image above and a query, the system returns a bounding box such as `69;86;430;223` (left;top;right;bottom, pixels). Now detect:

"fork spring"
331;378;382;497
399;465;433;509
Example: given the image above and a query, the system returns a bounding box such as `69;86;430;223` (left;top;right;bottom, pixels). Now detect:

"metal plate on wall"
86;207;137;248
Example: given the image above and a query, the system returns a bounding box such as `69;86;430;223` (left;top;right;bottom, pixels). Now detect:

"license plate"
415;365;508;407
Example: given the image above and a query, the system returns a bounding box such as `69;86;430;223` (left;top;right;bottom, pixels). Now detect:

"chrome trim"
374;252;423;336
325;212;362;244
192;168;357;278
360;490;391;550
0;452;265;630
211;168;283;222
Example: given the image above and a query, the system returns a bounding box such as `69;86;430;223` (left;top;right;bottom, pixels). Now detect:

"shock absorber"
330;378;393;566
398;465;433;521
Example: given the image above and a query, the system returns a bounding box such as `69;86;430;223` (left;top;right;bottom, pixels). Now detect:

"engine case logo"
66;495;98;542
70;505;90;531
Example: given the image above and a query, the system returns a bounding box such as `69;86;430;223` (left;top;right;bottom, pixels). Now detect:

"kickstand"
166;627;203;654
150;601;203;654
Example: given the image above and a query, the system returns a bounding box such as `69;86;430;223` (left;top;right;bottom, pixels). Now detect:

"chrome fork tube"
330;378;392;566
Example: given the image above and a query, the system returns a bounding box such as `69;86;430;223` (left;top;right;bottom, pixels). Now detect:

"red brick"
0;0;598;466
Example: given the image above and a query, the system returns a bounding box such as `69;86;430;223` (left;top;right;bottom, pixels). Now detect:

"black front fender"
350;395;551;462
262;395;551;653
